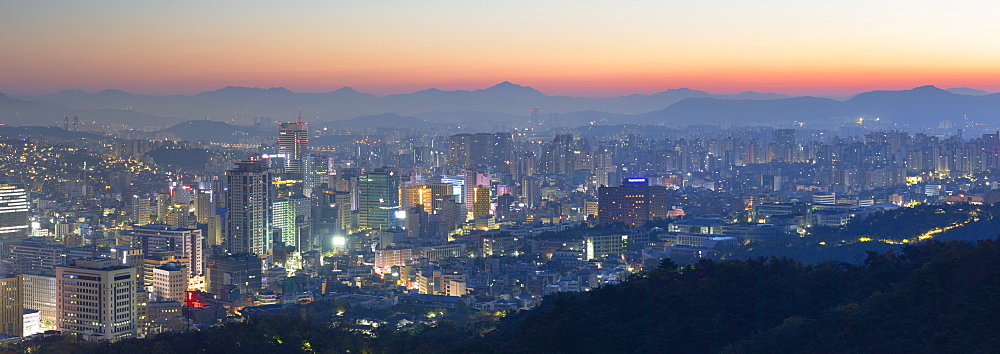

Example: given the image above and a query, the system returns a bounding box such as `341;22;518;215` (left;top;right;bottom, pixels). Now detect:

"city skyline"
4;1;1000;97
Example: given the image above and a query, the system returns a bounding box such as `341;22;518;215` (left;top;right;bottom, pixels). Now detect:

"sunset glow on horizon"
4;0;1000;97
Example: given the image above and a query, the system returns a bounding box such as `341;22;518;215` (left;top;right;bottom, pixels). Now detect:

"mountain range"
0;83;997;130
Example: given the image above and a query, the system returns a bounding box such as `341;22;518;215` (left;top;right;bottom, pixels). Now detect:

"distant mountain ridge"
15;82;793;123
2;83;998;129
0;92;181;128
638;85;1000;126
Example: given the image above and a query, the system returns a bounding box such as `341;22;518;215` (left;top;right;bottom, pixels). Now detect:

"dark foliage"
13;239;1000;353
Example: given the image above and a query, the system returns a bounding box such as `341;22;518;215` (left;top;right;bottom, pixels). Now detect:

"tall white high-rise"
278;121;309;176
0;184;29;238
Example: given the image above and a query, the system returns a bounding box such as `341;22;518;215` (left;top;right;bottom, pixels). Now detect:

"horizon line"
3;82;991;99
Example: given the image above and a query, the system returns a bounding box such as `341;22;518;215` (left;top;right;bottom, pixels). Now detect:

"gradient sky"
3;0;1000;97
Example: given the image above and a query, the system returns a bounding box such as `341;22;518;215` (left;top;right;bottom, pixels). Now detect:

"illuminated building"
471;185;491;219
597;178;668;227
225;160;271;256
151;263;186;302
56;258;138;342
0;184;29;239
0;275;21;336
358;168;399;231
401;185;433;211
21;273;56;331
278;121;309;176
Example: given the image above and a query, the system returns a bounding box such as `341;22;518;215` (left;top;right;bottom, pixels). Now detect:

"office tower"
21;273;56;331
192;188;213;224
129;195;153;225
271;195;311;251
292;195;312;251
0;184;29;239
56;258;138;342
471;185;491;220
278;121;309;176
404;205;428;239
272;197;296;249
206;253;262;299
521;175;542;208
597;178;669;227
126;225;204;277
357;168;399;231
428;183;454;212
401;185;433;211
0;275;21;336
225;160;271;256
150;263;186;302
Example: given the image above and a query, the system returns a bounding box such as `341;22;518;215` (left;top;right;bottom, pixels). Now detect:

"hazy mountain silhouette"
11;83;1000;128
0;93;179;127
638;85;1000;126
946;87;991;96
320;113;442;130
157;120;267;143
412;110;525;124
29;82;788;123
638;96;844;125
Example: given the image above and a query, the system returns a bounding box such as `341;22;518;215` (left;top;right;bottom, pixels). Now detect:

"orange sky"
3;1;1000;97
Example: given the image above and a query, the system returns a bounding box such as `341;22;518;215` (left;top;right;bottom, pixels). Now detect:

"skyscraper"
0;184;29;239
278;121;309;176
225;160;271;256
357;168;399;231
0;275;21;337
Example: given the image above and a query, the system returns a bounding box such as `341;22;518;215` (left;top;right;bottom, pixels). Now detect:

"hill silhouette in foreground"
10;236;1000;353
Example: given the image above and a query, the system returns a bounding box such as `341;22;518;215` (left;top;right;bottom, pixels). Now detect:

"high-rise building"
272;197;296;249
126;225;204;277
225;160;271;256
597;178;669;227
357;168;399;231
0;184;29;239
206;253;262;299
0;275;21;337
278;122;309;176
401;185;433;212
56;258;138;342
471;185;491;220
